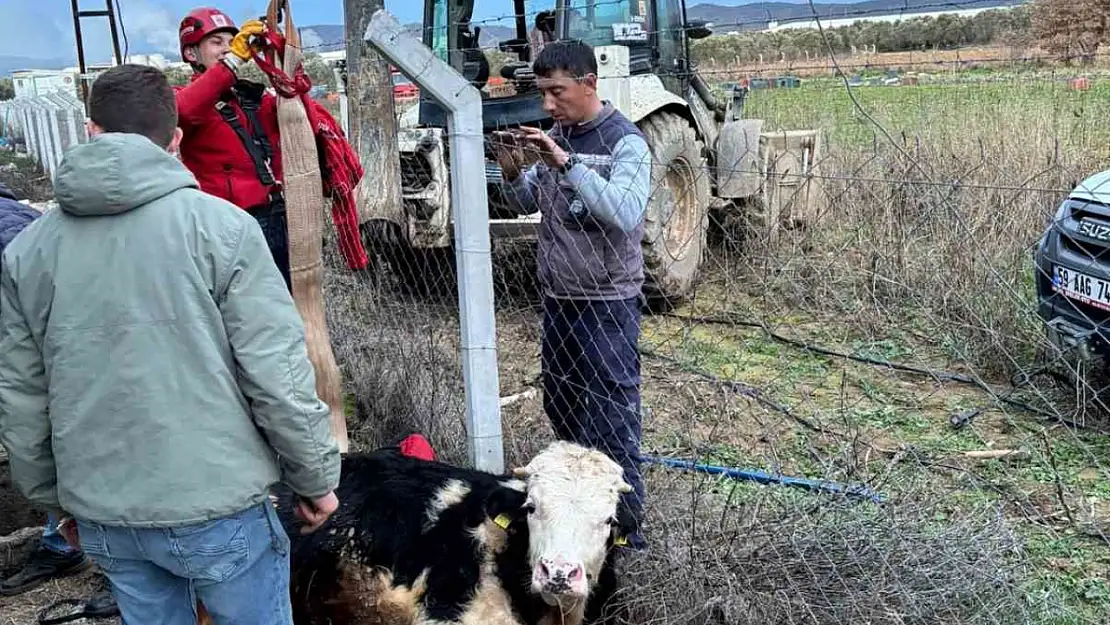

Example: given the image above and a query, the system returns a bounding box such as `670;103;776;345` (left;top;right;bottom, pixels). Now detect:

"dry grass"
695;44;1110;80
1;63;1108;625
0;569;115;625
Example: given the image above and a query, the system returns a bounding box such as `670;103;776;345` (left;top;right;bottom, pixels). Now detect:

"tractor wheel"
637;111;711;312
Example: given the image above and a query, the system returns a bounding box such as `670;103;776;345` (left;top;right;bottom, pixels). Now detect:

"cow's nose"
535;558;585;594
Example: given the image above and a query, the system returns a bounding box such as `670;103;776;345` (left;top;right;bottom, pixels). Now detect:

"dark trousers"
249;199;291;292
541;296;645;540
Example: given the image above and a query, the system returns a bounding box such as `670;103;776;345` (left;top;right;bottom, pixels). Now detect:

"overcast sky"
1;0;862;65
1;0;419;63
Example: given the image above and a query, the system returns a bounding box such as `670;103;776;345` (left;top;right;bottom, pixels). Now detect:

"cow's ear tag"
494;514;512;529
613;535;629;547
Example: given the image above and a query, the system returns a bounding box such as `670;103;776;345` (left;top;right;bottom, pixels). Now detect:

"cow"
269;439;638;625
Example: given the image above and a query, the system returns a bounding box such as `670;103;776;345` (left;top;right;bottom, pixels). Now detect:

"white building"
11;69;80;100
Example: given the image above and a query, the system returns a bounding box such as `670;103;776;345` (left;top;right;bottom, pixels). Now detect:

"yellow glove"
229;19;267;61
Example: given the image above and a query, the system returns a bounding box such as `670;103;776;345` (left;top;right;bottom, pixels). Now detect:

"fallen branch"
958;449;1030;461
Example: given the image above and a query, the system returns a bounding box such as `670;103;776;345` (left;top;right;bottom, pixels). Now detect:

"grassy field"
316;68;1110;623
1;64;1108;624
632;70;1110;623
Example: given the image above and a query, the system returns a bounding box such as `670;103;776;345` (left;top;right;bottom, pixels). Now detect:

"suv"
1034;169;1110;360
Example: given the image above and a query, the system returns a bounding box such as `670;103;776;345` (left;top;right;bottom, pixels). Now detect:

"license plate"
1053;265;1110;312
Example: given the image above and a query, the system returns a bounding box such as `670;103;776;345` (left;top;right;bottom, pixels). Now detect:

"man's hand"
294;491;339;534
57;516;80;550
229;19;268;61
492;131;526;181
519;127;569;170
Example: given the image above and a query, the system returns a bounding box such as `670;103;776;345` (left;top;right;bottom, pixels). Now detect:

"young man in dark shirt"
495;40;653;549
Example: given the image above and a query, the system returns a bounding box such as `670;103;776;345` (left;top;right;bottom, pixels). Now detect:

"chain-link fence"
310;7;1110;623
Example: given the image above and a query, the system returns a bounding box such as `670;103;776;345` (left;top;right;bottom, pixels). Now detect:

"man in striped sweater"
495;40;653;550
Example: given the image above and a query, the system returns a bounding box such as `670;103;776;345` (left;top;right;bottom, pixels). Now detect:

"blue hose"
639;454;887;504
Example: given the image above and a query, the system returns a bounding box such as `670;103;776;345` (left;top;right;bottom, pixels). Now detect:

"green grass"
740;77;1110;159
640;294;1110;623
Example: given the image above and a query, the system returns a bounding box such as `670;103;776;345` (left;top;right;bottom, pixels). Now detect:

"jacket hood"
54;133;198;217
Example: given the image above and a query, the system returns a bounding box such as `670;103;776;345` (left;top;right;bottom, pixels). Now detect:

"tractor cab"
415;0;710;130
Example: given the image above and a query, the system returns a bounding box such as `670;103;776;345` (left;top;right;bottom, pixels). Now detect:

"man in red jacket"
174;7;368;287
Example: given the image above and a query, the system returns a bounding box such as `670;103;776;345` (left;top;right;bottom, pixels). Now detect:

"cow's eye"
523;502;536;515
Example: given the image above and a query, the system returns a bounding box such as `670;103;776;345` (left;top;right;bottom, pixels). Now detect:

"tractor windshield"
563;0;648;47
426;0;552;61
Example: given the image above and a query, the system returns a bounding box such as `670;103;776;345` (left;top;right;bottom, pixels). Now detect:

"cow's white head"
497;441;635;610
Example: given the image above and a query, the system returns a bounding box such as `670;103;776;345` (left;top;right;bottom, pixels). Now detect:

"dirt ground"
0;464;44;538
0;152;52;204
0;569;116;625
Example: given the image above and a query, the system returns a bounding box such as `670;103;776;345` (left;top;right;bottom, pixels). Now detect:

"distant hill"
0;55;72;76
685;0;1025;31
299;22;514;53
1;0;1026;76
298;0;1024;49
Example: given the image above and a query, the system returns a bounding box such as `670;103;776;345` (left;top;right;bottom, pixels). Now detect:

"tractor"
379;0;824;310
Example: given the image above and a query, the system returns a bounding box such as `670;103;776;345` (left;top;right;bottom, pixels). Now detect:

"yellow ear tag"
494;514;512;529
614;535;629;547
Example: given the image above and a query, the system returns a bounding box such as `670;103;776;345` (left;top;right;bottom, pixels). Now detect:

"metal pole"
69;0;89;105
364;9;504;473
333;60;350;138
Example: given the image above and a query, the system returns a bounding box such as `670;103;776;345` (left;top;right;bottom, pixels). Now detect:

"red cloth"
174;46;369;271
254;29;369;271
398;433;436;461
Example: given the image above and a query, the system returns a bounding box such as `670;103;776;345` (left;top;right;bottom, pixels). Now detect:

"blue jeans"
75;502;293;625
42;512;78;554
541;296;645;543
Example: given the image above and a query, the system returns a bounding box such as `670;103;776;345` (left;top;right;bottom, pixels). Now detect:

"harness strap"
215;99;278;189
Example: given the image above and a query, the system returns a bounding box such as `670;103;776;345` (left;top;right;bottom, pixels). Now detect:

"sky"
0;0;862;65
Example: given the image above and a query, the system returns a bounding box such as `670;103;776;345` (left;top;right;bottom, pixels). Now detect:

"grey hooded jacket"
0;132;341;527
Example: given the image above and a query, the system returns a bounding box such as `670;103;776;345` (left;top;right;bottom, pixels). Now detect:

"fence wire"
319;58;1110;625
1;29;1106;624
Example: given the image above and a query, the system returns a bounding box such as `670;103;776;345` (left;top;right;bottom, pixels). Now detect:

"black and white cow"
271;440;637;625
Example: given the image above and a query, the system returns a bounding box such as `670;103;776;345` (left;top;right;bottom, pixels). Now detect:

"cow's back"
272;448;518;624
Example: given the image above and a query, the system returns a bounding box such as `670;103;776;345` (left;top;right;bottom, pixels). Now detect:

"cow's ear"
485;486;528;530
610;503;638;548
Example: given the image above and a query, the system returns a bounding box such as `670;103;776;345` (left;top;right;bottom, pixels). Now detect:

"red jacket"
174;62;282;211
173;63;369;270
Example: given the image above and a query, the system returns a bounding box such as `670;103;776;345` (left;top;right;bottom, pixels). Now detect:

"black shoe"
0;546;93;596
84;591;120;618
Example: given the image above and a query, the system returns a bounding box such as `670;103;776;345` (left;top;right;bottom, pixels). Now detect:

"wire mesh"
2;3;1107;619
317;12;1110;624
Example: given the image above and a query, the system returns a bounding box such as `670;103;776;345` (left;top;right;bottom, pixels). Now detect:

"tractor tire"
637;111;711;312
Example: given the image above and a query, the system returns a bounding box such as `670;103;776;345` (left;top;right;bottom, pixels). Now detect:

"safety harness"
214;80;283;205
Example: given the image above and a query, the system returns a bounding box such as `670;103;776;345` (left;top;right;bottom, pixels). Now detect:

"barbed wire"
380;0;1027;38
292;0;1031;54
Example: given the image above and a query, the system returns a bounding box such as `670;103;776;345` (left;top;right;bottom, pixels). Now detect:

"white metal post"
363;9;504;473
332;63;350;139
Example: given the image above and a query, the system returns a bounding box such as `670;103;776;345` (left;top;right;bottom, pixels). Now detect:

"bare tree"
344;0;404;230
1032;0;1110;63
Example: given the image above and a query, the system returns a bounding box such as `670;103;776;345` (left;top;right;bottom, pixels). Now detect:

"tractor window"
563;0;647;47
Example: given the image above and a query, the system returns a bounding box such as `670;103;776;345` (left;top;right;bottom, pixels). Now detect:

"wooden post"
344;0;404;228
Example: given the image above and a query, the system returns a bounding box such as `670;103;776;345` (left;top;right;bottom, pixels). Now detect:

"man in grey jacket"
0;64;340;624
495;40;653;550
